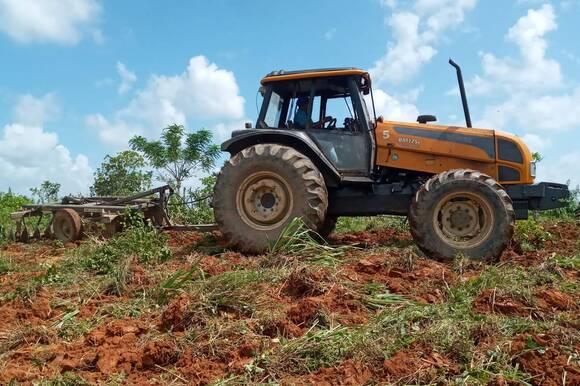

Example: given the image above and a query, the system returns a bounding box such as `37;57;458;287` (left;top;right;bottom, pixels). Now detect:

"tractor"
212;60;569;261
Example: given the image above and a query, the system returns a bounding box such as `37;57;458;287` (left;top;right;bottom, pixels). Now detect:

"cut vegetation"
0;216;578;385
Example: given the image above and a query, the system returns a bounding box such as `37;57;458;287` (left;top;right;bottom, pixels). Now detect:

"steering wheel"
324;117;337;130
343;118;356;131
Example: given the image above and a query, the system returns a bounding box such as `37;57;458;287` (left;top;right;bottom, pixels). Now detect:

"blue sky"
1;0;579;194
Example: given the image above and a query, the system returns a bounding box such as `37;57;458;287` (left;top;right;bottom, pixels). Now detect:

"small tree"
30;180;60;204
91;150;152;196
129;124;220;194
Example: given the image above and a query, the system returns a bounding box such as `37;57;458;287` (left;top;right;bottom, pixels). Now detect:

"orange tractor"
212;60;569;261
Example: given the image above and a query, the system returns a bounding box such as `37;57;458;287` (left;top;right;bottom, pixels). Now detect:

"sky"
0;0;579;195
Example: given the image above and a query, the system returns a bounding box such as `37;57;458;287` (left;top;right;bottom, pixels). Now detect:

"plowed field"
0;220;578;385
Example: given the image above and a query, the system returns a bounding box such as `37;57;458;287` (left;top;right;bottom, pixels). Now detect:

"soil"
0;220;578;385
510;334;580;386
342;252;456;303
382;342;460;384
473;288;577;318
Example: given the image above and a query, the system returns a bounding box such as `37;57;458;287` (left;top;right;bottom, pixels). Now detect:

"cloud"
521;133;551;152
371;0;476;86
367;89;420;122
0;94;92;195
87;56;245;147
477;87;580;132
0;0;102;45
536;151;580;188
13;93;60;126
117;62;137;95
469;4;561;95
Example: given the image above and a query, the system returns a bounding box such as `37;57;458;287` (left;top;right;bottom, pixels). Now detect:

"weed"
33;372;89;386
0;255;14;275
155;266;201;305
514;218;552;252
79;225;171;274
268;325;356;374
103;256;133;296
201;270;268;316
269;218;349;263
336;215;408;233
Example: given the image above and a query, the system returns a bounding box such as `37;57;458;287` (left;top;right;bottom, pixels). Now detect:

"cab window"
263;91;284;128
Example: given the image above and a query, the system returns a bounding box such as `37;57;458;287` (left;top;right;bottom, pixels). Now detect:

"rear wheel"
53;209;82;243
409;169;514;262
213;144;328;253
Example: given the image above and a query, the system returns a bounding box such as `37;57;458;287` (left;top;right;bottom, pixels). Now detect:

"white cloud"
88;56;245;147
0;0;102;45
469;4;561;95
13;93;60;126
521;133;551;152
477;88;580;132
370;0;476;85
0;95;92;195
536;151;580;188
368;89;420;122
116;62;137;95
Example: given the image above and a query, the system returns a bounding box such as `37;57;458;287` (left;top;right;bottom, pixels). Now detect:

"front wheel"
409;169;514;262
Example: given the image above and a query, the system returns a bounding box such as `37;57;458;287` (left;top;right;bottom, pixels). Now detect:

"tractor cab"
256;68;375;177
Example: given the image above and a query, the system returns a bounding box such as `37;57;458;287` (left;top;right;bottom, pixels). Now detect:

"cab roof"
260;67;370;85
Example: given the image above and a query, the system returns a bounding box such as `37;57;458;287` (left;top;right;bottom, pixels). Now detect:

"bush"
81;212;171;274
170;175;216;224
514;218;551;252
0;191;31;244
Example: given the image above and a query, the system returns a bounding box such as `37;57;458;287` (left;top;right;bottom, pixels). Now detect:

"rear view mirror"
258;86;266;96
245;122;252;129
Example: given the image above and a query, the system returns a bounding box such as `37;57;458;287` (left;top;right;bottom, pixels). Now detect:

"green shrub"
80;215;171;274
0;191;31;244
514;218;551;252
170;175;216;224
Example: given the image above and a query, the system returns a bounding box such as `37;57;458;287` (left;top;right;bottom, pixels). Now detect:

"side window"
311;96;321;125
288;95;321;129
264;92;284;127
324;96;358;131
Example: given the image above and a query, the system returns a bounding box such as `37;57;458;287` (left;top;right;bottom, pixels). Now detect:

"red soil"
510;334;580;386
342;253;455;303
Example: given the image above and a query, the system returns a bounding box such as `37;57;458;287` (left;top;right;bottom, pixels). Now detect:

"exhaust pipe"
449;59;472;128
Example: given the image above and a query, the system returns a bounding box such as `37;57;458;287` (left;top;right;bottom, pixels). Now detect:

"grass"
335;215;409;233
268;218;352;267
0;254;15;275
0;216;578;385
514;218;552;252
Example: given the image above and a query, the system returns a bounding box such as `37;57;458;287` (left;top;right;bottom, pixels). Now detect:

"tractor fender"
221;129;341;187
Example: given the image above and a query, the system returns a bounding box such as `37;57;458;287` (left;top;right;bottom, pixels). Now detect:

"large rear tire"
409;169;514;262
213;144;328;253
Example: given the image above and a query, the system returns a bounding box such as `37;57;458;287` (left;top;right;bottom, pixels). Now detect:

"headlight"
530;161;537;178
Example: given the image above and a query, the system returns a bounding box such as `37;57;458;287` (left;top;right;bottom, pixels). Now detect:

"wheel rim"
432;191;494;249
236;171;293;230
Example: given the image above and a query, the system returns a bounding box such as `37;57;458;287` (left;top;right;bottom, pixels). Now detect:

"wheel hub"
237;172;293;230
433;192;494;248
441;201;479;237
